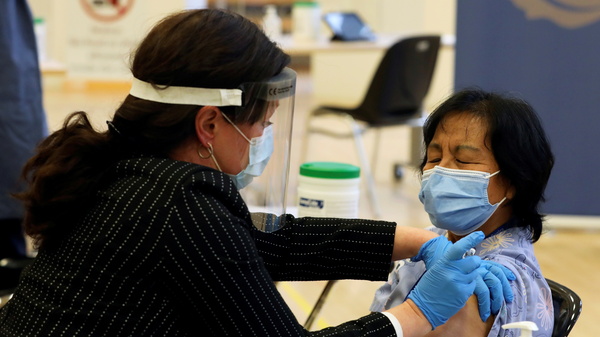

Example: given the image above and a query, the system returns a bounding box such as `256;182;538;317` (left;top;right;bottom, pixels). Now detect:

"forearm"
254;214;397;281
392;226;438;261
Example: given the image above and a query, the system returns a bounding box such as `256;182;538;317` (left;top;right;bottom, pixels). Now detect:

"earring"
198;144;222;171
197;144;213;159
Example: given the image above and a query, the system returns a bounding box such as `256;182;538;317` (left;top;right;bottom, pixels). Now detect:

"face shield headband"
128;68;297;232
129;67;296;110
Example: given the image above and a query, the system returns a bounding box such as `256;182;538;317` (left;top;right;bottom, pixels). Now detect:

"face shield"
129;68;296;232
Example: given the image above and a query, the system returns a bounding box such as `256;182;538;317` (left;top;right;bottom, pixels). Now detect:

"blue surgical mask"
419;166;506;236
222;114;274;190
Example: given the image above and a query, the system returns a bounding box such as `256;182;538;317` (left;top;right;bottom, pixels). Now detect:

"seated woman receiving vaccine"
370;89;555;336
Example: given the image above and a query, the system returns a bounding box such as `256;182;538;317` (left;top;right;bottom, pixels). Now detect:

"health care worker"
0;9;514;337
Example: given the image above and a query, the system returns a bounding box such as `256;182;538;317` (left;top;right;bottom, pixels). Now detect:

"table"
277;33;455;107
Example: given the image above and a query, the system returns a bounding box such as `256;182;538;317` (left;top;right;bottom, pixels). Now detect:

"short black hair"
420;88;554;242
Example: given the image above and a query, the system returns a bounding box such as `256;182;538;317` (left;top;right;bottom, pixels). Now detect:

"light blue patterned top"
370;225;554;337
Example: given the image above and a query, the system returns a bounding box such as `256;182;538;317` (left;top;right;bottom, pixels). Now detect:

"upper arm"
425;295;494;337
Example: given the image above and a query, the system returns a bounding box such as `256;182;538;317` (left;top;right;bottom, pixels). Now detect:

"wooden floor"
41;69;599;336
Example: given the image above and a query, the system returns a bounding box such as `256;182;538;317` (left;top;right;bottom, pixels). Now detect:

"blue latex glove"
407;232;484;329
473;260;515;320
411;234;452;266
412;233;516;321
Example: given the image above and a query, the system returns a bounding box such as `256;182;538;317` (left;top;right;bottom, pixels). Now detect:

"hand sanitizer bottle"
502;321;539;337
262;5;282;42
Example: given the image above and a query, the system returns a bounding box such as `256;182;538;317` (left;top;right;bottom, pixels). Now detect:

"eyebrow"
427;143;442;151
455;144;481;152
427;142;481;152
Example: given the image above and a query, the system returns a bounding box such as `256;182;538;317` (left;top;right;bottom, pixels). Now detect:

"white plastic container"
33;17;47;63
262;5;282;41
185;0;207;9
297;162;360;218
291;1;321;43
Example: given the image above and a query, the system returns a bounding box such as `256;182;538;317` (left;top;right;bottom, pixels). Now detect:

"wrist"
392;226;438;261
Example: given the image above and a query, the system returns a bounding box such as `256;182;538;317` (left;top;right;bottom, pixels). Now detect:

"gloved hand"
407;232;483;329
412;233;516;321
411;234;452;267
473;260;515;321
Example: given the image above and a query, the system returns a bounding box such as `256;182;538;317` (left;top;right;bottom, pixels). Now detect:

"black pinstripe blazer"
0;157;399;336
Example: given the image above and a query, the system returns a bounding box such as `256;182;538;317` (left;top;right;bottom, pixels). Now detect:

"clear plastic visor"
236;69;296;232
240;91;294;232
128;67;297;232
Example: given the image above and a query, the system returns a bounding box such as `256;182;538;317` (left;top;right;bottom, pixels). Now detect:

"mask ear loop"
489;170;501;178
221;112;252;143
198;143;222;172
488;170;508;206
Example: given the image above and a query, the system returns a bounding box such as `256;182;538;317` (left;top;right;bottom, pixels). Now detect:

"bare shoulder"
424;295;494;337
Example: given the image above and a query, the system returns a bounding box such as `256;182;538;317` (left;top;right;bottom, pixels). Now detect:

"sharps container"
297;162;360;218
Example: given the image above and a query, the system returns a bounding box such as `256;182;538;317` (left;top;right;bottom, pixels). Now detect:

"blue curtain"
455;1;600;216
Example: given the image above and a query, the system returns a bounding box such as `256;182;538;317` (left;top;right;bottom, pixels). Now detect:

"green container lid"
294;1;319;7
300;162;360;179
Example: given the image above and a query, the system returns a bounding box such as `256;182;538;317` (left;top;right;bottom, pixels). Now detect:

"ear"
194;106;221;147
501;175;516;202
506;184;516;201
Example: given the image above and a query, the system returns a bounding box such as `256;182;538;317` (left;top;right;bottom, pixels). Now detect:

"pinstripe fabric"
0;157;398;336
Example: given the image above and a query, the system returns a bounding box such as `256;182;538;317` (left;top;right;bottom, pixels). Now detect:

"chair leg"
304;280;337;330
346;116;382;219
371;128;381;182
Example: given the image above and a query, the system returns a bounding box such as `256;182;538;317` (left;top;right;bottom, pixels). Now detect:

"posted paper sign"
66;0;147;80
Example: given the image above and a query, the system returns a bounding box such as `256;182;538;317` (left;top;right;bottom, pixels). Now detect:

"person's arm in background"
0;0;48;260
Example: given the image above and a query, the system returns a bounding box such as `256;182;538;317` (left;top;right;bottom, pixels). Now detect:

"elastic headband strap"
129;78;243;106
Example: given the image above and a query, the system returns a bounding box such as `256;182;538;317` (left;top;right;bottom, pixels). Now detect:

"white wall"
29;0;456;91
27;0;193;67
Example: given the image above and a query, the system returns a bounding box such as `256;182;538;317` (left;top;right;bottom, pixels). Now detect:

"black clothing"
0;157;398;336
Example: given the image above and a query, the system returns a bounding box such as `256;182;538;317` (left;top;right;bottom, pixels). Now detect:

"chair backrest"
0;288;14;309
354;35;441;125
547;278;582;337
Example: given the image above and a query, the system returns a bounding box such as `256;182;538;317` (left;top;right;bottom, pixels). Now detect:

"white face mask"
221;113;274;190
